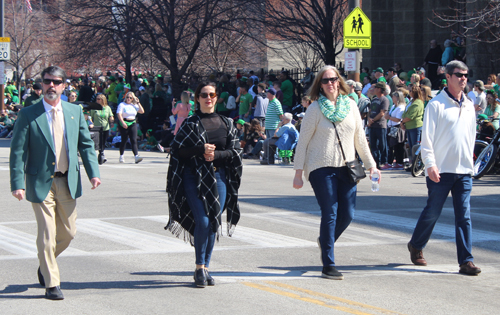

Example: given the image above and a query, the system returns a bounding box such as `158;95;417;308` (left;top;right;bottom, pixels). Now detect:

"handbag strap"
331;122;347;163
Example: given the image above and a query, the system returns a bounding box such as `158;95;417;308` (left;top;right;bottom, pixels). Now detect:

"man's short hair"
387;67;396;73
283;112;293;121
345;79;355;87
41;66;67;82
273;81;281;88
258;83;266;91
445;60;468;75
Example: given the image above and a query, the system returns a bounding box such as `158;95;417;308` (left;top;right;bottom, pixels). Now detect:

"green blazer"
10;100;100;203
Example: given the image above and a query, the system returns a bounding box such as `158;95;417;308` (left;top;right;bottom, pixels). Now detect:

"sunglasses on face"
125;96;134;99
199;92;217;98
452;72;468;78
43;79;64;85
320;77;339;84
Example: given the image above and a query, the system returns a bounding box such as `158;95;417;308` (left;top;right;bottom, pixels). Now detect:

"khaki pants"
32;177;77;288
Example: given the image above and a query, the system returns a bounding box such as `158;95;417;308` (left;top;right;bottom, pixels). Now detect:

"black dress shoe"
45;286;64;300
205;269;215;286
193;268;207;288
37;267;45;287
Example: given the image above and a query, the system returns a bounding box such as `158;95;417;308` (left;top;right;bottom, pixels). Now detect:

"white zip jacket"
421;89;476;176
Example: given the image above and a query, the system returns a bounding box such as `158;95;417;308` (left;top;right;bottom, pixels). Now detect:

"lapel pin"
71;116;74;119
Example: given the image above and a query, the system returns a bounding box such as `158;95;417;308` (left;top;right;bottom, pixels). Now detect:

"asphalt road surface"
1;139;499;315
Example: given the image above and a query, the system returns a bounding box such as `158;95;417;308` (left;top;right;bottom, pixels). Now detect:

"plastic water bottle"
371;173;379;192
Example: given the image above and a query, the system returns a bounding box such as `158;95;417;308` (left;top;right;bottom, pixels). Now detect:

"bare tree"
269;40;324;70
132;0;259;97
54;0;146;83
433;1;500;43
4;0;46;88
262;0;349;65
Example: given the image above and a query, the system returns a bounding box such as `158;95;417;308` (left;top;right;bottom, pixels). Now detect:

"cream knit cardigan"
294;99;376;180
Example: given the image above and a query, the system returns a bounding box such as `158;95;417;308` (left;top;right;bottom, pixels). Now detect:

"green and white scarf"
318;94;351;123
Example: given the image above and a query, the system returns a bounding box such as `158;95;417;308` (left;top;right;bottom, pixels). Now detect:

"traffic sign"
343;7;371;49
0;37;11;61
344;52;357;71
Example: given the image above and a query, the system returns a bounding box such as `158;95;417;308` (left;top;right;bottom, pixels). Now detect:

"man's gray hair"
445;60;468;75
345;79;355;87
41;66;67;82
283;112;293;121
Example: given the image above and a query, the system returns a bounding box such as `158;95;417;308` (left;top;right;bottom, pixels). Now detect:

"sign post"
343;6;371;82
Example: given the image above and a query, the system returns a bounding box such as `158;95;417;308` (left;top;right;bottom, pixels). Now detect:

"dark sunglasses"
320;77;339;84
199;92;217;99
43;79;64;85
125;96;134;99
452;72;468;78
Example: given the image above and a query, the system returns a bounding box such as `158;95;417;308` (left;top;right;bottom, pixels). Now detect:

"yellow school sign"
343;7;371;49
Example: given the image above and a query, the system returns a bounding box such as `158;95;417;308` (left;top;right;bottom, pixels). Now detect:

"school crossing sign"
343;7;371;49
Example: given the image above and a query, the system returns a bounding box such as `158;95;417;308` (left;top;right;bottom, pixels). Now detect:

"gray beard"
45;92;58;101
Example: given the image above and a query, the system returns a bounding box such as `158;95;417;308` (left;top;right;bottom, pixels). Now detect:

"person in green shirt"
346;80;359;104
4;81;17;97
402;86;424;162
11;90;20;104
280;71;294;112
114;77;125;99
237;85;253;122
105;76;118;108
24;83;43;107
91;94;115;164
216;90;230;117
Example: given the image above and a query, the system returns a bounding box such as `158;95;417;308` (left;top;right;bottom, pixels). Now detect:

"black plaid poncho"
165;113;243;244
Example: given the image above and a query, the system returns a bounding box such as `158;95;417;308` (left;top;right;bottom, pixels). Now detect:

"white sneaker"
135;155;143;164
119;156;125;163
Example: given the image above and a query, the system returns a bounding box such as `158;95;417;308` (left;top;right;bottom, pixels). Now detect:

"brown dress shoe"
459;261;481;275
407;242;427;266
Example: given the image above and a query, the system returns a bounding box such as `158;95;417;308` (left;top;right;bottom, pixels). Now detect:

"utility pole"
0;0;4;112
347;0;361;82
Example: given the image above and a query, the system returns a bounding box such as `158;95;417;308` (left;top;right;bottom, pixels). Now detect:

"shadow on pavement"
258;264;454;275
0;279;193;299
0;139;11;148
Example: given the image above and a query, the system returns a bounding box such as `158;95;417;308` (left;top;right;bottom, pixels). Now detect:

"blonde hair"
125;91;138;104
307;65;349;101
96;94;108;107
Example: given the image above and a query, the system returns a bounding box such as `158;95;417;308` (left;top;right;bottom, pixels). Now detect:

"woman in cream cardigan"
293;65;380;280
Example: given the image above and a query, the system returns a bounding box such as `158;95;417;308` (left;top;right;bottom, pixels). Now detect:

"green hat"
108;76;116;81
375;67;384;73
143;79;148;84
124;83;131;90
236;119;245;126
441;79;447;84
157;74;162;78
137;74;142;78
478;114;488;121
241;77;248;82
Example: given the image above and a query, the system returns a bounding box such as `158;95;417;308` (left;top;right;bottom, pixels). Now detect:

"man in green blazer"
9;66;101;300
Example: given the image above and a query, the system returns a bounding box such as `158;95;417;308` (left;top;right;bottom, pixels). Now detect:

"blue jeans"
183;167;227;267
309;167;357;267
410;173;473;265
369;127;388;165
406;127;422;158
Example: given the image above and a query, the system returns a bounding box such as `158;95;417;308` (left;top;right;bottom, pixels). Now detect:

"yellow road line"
243;282;375;315
266;281;406;315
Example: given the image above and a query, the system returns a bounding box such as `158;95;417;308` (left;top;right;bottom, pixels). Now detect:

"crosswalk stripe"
75;219;190;253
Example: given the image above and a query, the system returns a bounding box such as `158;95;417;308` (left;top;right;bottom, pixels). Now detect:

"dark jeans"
409;173;473;265
263;137;278;164
369;127;388;165
406;127;422;161
183;168;227;267
309;167;357;267
118;122;139;156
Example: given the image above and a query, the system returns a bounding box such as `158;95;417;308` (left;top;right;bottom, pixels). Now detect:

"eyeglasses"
125;96;134;99
320;77;339;84
199;92;217;98
43;79;64;85
452;72;468;78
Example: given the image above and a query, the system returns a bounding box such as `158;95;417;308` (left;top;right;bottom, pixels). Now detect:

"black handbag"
332;122;367;184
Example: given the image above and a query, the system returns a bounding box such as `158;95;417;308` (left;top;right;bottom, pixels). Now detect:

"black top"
178;111;231;167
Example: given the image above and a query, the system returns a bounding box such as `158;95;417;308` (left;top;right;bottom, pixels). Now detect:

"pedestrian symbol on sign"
357;15;364;34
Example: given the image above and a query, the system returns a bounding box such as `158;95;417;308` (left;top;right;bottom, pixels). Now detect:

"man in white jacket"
407;60;481;276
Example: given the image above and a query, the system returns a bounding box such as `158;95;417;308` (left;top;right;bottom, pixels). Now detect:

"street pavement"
0;138;499;315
